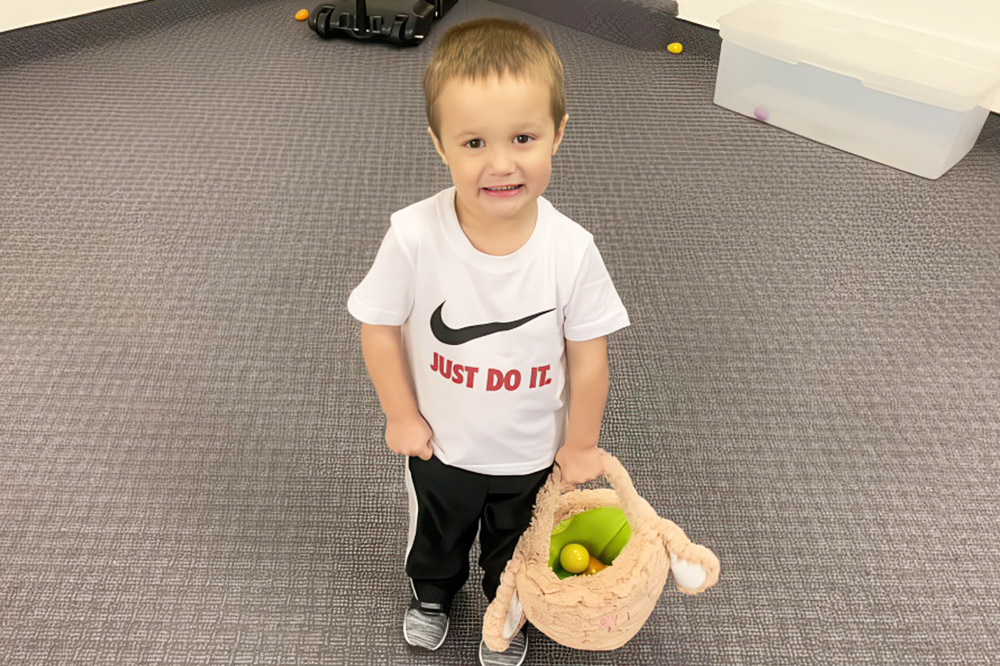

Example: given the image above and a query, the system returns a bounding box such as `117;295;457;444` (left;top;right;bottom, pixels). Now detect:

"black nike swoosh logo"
430;301;555;345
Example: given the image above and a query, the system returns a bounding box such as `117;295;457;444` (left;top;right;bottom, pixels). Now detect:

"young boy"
348;18;629;666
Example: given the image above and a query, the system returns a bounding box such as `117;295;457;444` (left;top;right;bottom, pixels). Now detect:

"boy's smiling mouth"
482;184;524;197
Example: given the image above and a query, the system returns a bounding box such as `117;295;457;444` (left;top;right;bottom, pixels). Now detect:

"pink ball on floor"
754;106;770;122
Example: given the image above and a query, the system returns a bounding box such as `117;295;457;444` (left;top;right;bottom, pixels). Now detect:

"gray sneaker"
403;597;449;651
478;626;528;666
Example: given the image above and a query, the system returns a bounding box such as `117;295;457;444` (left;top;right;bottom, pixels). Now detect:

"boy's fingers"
417;443;433;461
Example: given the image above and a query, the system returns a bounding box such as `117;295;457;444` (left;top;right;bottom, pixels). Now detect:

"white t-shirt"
348;187;629;475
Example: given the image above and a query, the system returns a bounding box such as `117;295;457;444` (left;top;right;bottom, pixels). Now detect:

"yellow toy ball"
667;42;683;54
295;9;309;21
559;543;591;574
584;557;607;575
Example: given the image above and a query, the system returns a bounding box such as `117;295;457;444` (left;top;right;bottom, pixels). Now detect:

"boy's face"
428;75;568;230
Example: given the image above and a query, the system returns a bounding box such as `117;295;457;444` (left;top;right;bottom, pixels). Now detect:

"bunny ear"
501;590;525;640
659;517;692;554
660;518;722;596
482;559;527;652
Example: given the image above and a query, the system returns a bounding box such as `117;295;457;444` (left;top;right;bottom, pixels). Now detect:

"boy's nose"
487;148;515;175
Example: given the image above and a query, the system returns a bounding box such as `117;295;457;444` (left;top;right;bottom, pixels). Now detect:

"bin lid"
718;0;1000;111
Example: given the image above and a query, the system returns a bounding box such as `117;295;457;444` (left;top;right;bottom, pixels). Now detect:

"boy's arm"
555;335;609;484
360;323;433;460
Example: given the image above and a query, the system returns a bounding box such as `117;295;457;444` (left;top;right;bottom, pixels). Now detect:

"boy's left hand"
554;446;605;485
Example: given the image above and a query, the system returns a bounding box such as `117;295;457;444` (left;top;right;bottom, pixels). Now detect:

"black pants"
405;455;551;611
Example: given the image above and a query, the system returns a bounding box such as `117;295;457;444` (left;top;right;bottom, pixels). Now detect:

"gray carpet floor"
2;0;998;664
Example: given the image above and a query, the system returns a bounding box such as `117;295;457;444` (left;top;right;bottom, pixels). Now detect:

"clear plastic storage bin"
713;0;1000;179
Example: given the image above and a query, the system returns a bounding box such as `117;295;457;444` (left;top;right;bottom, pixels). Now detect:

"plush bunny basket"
483;451;720;652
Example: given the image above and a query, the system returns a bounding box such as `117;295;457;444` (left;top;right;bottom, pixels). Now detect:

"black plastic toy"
309;0;457;46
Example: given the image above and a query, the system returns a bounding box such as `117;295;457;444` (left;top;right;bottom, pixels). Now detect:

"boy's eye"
514;135;533;144
466;139;484;149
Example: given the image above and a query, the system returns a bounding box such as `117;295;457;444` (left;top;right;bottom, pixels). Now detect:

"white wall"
677;0;1000;112
1;1;150;34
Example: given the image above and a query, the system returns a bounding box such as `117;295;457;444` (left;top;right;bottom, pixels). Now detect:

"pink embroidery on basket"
600;611;631;631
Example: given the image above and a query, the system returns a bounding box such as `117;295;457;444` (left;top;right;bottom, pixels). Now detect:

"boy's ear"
552;113;569;155
427;126;448;165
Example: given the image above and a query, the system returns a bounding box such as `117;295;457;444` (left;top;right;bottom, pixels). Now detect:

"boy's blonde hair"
423;18;566;138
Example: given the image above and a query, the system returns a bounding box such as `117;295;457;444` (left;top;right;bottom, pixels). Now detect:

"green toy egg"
599;521;632;563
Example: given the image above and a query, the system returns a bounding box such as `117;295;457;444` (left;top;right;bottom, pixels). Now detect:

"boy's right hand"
385;415;434;460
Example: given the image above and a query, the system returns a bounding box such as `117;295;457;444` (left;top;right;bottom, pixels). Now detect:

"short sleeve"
563;242;630;341
347;227;414;325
